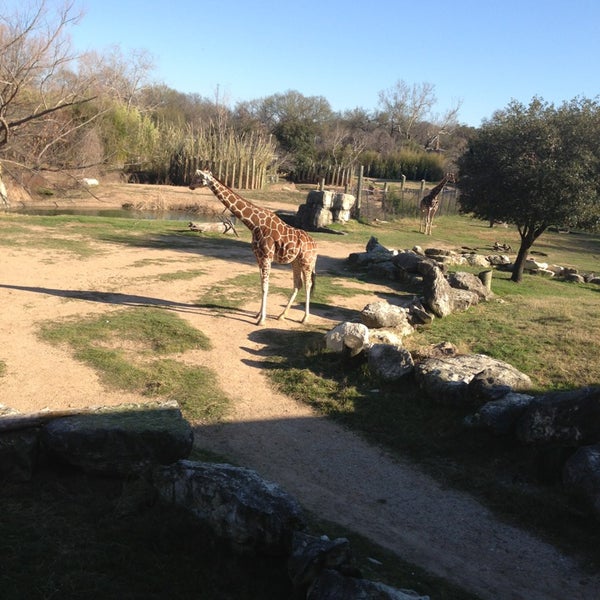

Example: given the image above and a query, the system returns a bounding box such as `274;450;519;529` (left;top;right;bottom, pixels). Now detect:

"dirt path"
1;188;599;600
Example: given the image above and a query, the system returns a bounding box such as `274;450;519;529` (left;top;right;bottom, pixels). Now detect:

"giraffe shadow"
0;284;201;313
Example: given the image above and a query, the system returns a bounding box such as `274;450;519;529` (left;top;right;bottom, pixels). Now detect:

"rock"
331;193;355;221
524;258;549;271
447;271;494;300
368;329;403;346
0;428;39;481
564;273;586;283
563;444;600;518
449;288;481;312
468;366;533;404
465;392;536;435
464;253;491;268
325;322;370;356
414;354;532;406
41;401;193;475
360;301;413;336
371;260;400;280
153;460;305;555
487;254;512;266
307;569;430;600
419;262;453;317
516;387;600;445
288;532;357;591
392;251;427;273
367;344;414;382
307;189;334;208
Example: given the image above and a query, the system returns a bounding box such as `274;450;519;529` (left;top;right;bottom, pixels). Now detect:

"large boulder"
464;392;536;435
419;263;485;318
563;444;600;518
468;366;533;404
0;427;39;481
325;322;370;356
359;300;414;336
447;271;494;301
367;343;414;382
153;460;305;555
41;400;193;475
307;569;430;600
288;532;356;591
516;387;600;445
419;262;453;317
414;354;532;406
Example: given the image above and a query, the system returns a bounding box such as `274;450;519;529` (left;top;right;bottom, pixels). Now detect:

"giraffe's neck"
206;177;267;231
424;176;448;205
430;176;448;198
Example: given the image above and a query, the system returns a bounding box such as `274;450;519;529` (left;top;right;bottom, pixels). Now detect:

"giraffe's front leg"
256;263;271;326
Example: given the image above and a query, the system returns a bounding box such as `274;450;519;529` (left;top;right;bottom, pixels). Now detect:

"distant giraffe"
189;170;317;325
419;173;455;235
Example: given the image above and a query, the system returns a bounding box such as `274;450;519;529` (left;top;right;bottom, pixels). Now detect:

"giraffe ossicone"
190;170;318;325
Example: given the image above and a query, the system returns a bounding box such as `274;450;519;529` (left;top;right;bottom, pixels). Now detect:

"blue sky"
9;0;600;126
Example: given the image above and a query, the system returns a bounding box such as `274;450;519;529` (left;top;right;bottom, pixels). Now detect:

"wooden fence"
356;184;460;221
168;154;272;190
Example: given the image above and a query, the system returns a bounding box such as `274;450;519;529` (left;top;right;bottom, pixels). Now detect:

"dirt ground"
1;184;599;600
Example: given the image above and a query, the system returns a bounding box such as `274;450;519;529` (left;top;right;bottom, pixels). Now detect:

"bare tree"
377;80;437;140
424;99;463;152
0;0;99;170
78;45;155;110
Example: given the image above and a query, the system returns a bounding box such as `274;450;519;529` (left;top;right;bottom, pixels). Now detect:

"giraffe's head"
189;170;212;190
446;172;457;184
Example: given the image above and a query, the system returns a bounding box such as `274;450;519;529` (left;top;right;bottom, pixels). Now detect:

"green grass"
2;207;600;597
39;307;228;422
196;273;260;311
0;469;292;600
255;326;600;571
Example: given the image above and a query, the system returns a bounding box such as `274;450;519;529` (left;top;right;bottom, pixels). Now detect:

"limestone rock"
307;569;430;600
360;300;413;336
325;322;370;356
465;392;536;435
447;271;494;300
153;460;305;555
392;251;425;273
419;262;453;317
414;354;531;406
41;400;193;475
0;428;39;481
468;366;533;404
367;343;414;382
516;387;600;445
288;532;356;591
563;444;600;518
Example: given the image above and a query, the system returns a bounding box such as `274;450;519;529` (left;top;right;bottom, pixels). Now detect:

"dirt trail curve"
1;202;598;600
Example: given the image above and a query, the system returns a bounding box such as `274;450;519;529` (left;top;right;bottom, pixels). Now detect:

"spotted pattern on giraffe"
189;170;318;325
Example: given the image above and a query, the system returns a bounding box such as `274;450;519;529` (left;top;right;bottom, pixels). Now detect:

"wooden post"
355;165;364;219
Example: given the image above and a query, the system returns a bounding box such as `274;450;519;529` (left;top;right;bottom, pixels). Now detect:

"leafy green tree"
457;97;600;282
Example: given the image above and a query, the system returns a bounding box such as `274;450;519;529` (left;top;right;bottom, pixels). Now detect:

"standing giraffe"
419;173;455;235
189;170;317;325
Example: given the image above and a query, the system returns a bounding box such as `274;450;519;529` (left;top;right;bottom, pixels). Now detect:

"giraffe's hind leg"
277;263;302;321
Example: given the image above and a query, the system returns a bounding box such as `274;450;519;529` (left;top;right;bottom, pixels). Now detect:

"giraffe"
189;170;317;326
419;173;455;235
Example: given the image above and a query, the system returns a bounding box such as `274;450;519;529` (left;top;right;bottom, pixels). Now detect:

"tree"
377;80;436;141
0;1;96;164
457;97;600;282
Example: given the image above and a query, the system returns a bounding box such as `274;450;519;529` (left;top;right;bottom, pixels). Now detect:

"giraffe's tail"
310;270;316;293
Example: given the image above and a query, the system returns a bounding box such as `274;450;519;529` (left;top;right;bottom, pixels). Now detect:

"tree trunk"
511;242;530;282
